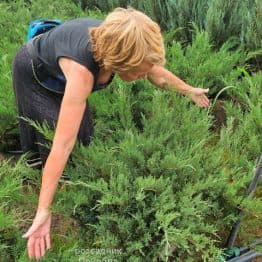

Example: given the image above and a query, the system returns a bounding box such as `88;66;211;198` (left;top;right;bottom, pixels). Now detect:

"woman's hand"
23;209;52;260
147;66;210;108
188;88;209;108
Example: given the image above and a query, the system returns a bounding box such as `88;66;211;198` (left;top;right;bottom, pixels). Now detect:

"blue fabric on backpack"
26;19;63;41
26;19;65;93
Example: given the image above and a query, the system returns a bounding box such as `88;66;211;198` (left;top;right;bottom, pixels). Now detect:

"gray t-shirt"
27;18;113;93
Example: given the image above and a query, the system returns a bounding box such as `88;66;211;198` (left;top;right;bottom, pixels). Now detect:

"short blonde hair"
89;7;165;72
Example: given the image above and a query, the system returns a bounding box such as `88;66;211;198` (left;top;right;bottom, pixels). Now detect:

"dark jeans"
12;45;93;164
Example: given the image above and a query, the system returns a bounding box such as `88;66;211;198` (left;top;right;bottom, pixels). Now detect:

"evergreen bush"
0;0;261;261
0;158;38;261
62;76;261;260
165;29;246;96
75;0;262;68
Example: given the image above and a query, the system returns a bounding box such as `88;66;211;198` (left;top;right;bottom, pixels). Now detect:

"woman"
15;7;209;259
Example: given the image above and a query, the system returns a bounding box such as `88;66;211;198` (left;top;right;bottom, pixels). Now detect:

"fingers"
190;88;210;107
27;237;35;259
23;212;51;259
35;238;41;260
193;94;209;108
45;233;51;250
202;100;209;108
203;95;209;103
202;96;209;107
27;236;50;259
40;237;46;257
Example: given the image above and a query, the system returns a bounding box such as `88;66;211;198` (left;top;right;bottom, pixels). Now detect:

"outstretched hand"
188;88;209;108
23;209;51;260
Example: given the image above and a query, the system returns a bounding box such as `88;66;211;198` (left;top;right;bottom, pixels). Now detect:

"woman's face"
118;61;153;82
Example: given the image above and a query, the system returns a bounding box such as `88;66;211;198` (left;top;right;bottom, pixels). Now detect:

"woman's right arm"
23;58;94;259
37;58;94;212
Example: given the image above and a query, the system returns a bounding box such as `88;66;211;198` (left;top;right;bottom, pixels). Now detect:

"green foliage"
76;0;261;67
74;0;210;48
244;0;262;52
206;0;262;54
66;78;261;260
0;0;105;146
0;0;261;261
152;0;209;44
0;158;37;261
21;117;55;142
221;72;262;162
166;29;246;96
206;0;247;48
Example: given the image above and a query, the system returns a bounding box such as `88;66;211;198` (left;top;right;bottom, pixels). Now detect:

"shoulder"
61;18;103;29
58;57;94;83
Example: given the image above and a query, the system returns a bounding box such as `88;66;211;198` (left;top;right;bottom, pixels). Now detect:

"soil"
0;153;4;162
252;258;262;262
210;100;227;131
52;213;80;236
0;152;21;165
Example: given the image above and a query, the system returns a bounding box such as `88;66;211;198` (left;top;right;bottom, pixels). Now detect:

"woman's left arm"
148;65;209;108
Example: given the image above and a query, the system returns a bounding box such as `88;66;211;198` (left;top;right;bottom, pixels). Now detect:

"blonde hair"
89;7;165;72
